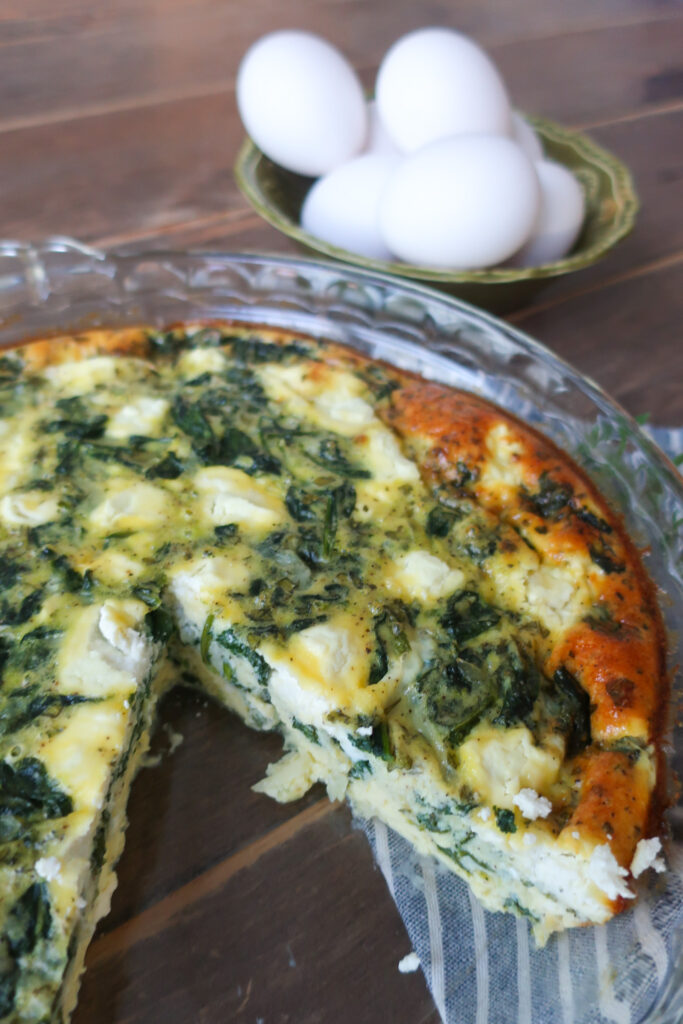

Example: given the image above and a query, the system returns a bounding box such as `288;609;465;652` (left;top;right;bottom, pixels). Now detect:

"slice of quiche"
0;324;668;1022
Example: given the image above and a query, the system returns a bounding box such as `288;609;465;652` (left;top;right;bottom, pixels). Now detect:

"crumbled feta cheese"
398;952;420;974
90;482;169;532
356;726;373;737
525;564;582;633
35;856;61;882
363;427;419;482
523;833;537;847
0;491;60;527
513;788;552;820
177;347;227;377
457;726;562;808
478;807;491;822
630;837;666;878
99;602;147;664
163;724;184;755
389;550;465;604
315;394;375;432
107;397;168;439
588;844;634;901
194;467;284;530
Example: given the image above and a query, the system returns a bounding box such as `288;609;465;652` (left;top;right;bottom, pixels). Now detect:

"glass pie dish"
0;239;680;1024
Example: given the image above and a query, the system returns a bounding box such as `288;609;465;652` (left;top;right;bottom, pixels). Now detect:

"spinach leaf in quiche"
1;590;43;627
573;506;613;534
441;590;500;644
285;486;318;523
0;758;72;821
368;605;412;686
0;560;24;597
145;608;175;644
0;356;22;386
42;551;95;600
547;666;592;757
226;336;311;364
0;882;52;1016
0;688;93;736
491;639;540;727
213;628;271;687
426;504;464;537
305;438;371;479
350;720;394;763
291;718;319;745
224;366;267;410
45;396;108;441
7;626;62;675
588;544;625;575
4;883;52;957
213;427;281;476
521;472;572;520
171;395;213;443
413;655;495;749
354;364;399;401
145;451;185;480
494;807;517;833
214;523;239;545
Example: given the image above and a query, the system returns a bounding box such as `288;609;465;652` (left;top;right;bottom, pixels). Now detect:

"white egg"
363;101;401;157
237;31;368;176
379;135;540;269
376;27;512;153
512;160;585;266
301;154;399;261
511;111;544;162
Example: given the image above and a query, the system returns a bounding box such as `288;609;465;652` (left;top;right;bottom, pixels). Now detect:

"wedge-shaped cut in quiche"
0;324;668;1021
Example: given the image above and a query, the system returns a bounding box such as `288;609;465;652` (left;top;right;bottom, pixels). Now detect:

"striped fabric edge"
421;857;448;1022
633;899;669;990
467;886;490;1024
557;932;576;1024
593;926;631;1024
373;818;396;900
516;916;532;1024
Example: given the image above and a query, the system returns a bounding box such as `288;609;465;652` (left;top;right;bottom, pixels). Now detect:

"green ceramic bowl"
234;115;638;314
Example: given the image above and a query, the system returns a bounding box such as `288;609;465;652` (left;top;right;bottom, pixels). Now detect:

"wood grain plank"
561;108;683;276
1;12;682;131
487;106;683;316
0;93;238;241
76;808;440;1024
103;212;301;256
101;686;324;932
144;104;683;265
95;106;683;317
92;799;335;962
1;20;682;247
510;261;683;423
494;16;683;125
0;0;674;49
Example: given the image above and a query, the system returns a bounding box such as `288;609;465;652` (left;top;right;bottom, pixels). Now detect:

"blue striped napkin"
362;426;683;1024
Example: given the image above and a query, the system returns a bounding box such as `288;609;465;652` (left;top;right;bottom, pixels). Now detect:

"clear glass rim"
0;237;680;1024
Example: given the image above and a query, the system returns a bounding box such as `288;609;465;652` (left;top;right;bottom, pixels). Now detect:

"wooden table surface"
1;3;682;1022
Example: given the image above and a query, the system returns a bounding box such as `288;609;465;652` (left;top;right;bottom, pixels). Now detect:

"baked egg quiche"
0;323;668;1022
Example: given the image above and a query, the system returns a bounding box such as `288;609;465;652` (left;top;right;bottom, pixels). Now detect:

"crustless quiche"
0;323;669;1022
